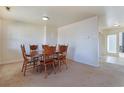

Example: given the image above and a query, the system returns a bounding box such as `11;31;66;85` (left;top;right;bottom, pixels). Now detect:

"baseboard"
67;58;99;67
0;59;23;65
67;58;74;62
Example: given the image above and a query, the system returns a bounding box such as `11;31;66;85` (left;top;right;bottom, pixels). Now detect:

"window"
107;34;117;53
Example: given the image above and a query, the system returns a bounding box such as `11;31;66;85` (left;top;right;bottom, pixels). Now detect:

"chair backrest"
43;46;54;56
30;45;38;51
59;45;68;53
49;45;56;53
42;44;49;50
42;46;55;63
21;44;28;61
21;44;26;53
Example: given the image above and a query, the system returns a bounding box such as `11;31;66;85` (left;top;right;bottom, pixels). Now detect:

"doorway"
107;34;117;54
119;32;124;57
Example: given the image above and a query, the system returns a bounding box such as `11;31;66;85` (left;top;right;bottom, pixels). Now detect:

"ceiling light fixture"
113;23;120;27
42;16;49;21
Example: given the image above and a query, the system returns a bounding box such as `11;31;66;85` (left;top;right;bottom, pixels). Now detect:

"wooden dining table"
26;50;62;60
26;50;42;58
26;50;62;69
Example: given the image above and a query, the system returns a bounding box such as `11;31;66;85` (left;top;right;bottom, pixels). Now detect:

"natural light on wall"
107;34;117;53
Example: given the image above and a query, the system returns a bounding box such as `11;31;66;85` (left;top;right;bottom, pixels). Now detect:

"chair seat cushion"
54;54;66;60
27;57;38;63
40;58;54;64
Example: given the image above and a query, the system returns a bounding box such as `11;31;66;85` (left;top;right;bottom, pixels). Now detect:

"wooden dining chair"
49;45;57;54
40;46;56;79
50;45;58;62
30;44;39;67
21;44;39;76
42;44;49;50
57;45;68;71
30;45;38;51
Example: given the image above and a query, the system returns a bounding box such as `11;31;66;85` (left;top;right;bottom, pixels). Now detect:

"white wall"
0;18;58;64
0;19;45;64
58;17;99;67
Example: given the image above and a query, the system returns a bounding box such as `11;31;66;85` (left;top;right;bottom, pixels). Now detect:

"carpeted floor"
0;60;124;87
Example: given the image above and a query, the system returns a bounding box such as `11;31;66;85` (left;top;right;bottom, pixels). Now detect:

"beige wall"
46;25;58;45
0;18;58;64
99;31;106;56
0;18;2;63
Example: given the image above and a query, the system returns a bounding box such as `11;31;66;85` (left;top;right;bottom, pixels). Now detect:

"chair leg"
59;60;61;72
36;65;38;72
44;65;48;79
40;64;43;73
64;60;68;70
35;62;38;72
33;62;35;69
21;63;24;72
52;63;56;74
24;64;27;76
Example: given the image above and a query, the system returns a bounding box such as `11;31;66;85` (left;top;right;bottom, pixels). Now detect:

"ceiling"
0;6;124;29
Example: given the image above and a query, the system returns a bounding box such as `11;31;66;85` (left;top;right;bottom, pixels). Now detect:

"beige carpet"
0;60;124;87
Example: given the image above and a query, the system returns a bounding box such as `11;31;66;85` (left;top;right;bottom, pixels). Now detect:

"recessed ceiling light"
42;16;49;21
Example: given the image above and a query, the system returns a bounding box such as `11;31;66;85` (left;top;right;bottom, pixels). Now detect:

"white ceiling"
0;6;124;29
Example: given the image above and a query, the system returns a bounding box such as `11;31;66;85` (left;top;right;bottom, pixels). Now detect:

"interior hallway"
100;56;124;66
